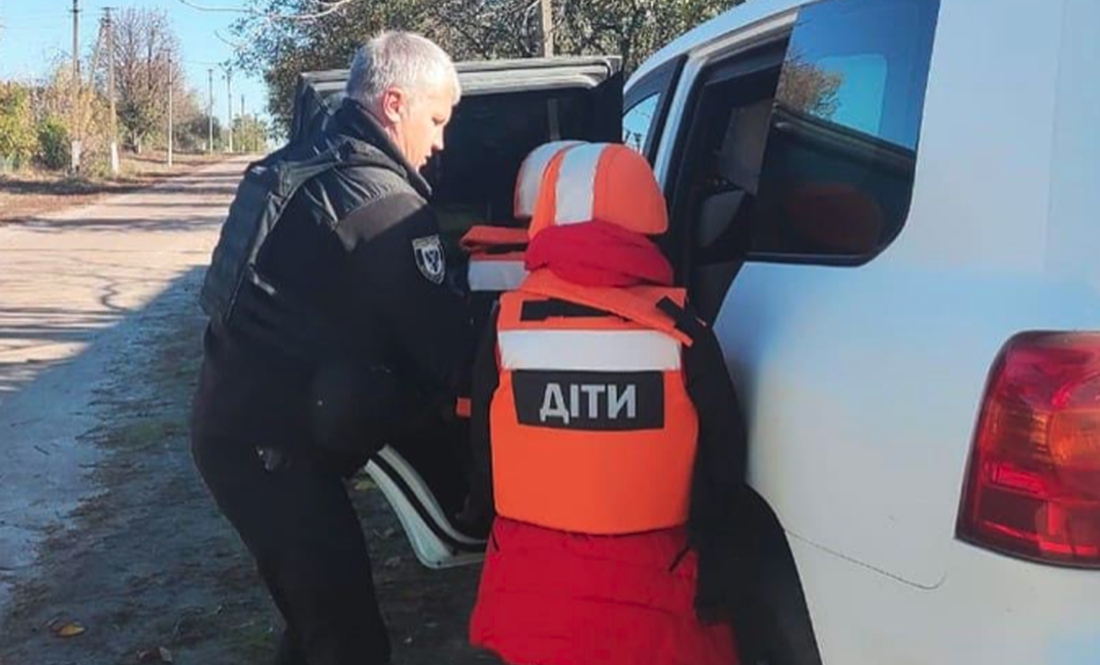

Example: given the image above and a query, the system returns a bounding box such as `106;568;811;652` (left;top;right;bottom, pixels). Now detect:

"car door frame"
636;11;798;322
630;9;829;665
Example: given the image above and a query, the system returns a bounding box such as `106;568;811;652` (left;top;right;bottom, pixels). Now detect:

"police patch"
412;235;446;285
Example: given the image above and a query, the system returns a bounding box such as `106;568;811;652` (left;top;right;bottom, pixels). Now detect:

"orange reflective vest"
461;225;529;293
490;270;699;535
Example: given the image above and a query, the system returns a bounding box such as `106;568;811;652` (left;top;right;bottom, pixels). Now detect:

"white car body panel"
629;0;1100;659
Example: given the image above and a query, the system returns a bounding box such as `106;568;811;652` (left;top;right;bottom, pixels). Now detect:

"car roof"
628;0;814;87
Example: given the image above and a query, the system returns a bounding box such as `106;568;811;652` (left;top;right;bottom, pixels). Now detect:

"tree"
179;113;222;152
0;82;37;168
230;0;428;132
36;115;70;170
432;0;742;70
229;0;743;133
232;113;270;153
554;0;740;74
775;57;843;119
111;8;187;153
33;63;116;176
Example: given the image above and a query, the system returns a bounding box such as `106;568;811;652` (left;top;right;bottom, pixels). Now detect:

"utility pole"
71;0;81;85
207;68;214;152
167;58;174;167
89;17;103;86
71;0;82;171
105;7;118;175
540;0;553;57
225;69;233;153
240;93;246;152
540;0;560;138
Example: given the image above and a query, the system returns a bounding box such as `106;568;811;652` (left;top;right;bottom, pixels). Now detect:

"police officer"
190;31;472;665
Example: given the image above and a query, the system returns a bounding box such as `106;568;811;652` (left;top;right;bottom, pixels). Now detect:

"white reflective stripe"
554;143;607;225
499;329;681;371
467;259;528;292
515;140;583;219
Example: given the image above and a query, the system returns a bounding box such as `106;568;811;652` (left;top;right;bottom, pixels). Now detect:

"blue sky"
0;0;269;126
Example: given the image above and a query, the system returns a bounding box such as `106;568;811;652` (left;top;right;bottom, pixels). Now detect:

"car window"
813;54;888;137
623;94;660;155
751;0;940;260
674;0;940;269
622;57;685;164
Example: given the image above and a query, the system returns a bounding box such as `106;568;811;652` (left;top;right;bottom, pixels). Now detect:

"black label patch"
512;370;664;431
412;235;445;285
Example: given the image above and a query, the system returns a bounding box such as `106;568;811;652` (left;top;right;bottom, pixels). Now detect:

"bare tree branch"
177;0;356;22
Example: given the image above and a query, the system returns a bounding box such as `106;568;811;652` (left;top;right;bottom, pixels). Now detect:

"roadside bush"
37;116;70;170
0;82;37;168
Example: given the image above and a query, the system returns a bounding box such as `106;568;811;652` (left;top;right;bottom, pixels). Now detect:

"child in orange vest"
465;143;751;665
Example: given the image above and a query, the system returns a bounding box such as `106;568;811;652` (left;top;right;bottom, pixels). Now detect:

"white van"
294;0;1100;662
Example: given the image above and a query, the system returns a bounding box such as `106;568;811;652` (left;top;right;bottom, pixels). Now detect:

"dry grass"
0;150;240;224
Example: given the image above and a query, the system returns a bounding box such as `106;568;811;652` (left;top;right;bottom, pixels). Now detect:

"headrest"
513;140;585;220
528;143;668;238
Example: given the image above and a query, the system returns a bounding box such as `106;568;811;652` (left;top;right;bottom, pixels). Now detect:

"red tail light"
958;332;1100;568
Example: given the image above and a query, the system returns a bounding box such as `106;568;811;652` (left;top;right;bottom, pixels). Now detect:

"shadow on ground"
0;268;492;665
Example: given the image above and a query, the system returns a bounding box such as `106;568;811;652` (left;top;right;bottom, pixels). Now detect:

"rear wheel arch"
737;487;824;665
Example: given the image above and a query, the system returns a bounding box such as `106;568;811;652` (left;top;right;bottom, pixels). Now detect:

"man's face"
377;82;455;170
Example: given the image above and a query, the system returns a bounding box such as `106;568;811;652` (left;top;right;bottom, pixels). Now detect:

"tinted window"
750;0;940;260
623;94;660;155
622;57;685;163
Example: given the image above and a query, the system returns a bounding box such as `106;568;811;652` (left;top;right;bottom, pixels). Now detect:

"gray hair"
346;31;461;108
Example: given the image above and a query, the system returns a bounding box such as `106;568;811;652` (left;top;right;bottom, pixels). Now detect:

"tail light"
957;332;1100;568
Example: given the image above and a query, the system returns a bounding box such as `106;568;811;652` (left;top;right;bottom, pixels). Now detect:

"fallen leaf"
352;478;375;492
52;621;86;638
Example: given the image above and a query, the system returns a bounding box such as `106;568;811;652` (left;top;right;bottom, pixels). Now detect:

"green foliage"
231;0;745;133
0;82;37;167
176;114;222;152
36;116;71;170
232;114;270;153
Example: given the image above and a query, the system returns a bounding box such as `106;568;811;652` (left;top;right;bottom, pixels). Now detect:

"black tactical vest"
199;140;400;361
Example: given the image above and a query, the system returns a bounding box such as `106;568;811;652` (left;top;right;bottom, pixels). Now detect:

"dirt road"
0;160;488;665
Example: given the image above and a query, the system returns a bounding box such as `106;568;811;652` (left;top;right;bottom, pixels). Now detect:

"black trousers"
191;429;391;665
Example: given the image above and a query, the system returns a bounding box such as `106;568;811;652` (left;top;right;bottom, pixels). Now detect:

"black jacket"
464;303;753;619
192;99;474;467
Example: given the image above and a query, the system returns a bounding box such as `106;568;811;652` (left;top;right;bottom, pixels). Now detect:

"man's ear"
380;88;407;124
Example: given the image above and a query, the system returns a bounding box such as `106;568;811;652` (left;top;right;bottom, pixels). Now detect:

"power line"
214;29;249;51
